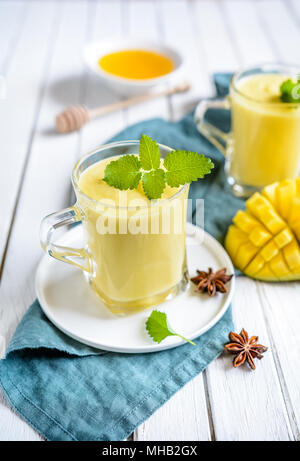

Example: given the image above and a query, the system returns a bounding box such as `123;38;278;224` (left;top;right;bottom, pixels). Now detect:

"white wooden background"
0;0;300;441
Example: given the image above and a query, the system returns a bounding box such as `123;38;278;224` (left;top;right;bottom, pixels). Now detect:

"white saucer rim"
35;223;235;353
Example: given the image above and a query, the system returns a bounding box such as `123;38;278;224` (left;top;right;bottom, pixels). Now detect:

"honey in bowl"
98;49;174;80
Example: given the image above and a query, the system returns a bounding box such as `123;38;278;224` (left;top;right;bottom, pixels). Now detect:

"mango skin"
225;179;300;281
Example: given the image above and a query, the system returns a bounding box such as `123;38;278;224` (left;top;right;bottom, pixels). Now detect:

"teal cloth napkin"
0;74;241;441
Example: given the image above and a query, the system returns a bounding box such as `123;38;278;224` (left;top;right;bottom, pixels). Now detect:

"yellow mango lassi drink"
229;72;300;190
40;137;213;315
78;156;189;314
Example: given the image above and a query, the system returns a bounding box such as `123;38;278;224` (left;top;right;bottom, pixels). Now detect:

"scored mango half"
225;178;300;281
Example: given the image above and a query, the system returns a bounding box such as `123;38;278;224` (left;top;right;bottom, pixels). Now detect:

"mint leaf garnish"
164;150;214;187
103;134;214;199
139;134;160;170
142;169;166;200
103;155;142;190
146;310;196;345
280;78;300;103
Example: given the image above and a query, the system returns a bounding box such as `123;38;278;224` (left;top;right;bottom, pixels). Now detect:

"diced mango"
269;253;290;280
233;210;271;246
295;178;300;196
260;241;278;262
275;179;296;220
257;208;286;234
249;227;272;247
224;225;248;259
243;254;265;276
246;193;270;216
290;220;300;242
224;178;300;282
283;240;300;271
234;242;258;270
273;228;293;248
262;182;278;206
252;263;279;282
254;263;279;281
233;210;259;233
288;197;300;226
246;193;285;234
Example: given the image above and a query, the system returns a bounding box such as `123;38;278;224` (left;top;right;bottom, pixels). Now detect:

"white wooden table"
0;0;300;441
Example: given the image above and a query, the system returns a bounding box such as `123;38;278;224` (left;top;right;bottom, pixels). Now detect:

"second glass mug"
195;64;300;197
40;141;189;315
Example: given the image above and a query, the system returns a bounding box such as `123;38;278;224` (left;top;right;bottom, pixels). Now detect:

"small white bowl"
83;38;184;96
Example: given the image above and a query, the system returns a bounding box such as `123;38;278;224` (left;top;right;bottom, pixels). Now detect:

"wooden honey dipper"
56;81;190;133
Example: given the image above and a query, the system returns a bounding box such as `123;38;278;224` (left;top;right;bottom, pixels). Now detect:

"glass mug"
195;64;300;197
40;141;189;315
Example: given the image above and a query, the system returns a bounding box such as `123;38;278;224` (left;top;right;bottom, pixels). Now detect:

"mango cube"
234;242;258;270
243;254;265;276
254;264;278;281
249;227;272;247
273;228;293;248
283;240;300;271
260;241;278;262
269;253;290;280
262;182;278;206
233;210;259;233
276;180;296;219
224;225;248;259
288;197;300;226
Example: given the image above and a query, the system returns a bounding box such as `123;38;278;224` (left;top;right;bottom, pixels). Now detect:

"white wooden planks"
257;0;300;62
0;0;88;343
0;0;89;441
126;0;170;124
193;0;239;75
0;393;42;441
134;376;211;441
80;0;126;153
0;1;27;75
206;278;293;440
256;282;300;440
0;1;57;267
158;0;211;119
222;0;274;66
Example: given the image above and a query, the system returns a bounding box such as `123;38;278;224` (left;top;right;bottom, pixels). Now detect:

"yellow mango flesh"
225;178;300;281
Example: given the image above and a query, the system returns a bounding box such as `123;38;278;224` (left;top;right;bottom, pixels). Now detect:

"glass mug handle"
40;206;92;273
194;97;230;156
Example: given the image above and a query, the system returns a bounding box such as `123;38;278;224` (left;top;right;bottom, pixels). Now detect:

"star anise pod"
225;329;268;370
190;267;233;297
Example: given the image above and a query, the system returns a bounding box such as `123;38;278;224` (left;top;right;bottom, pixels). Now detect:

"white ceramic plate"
83;38;184;96
36;223;234;353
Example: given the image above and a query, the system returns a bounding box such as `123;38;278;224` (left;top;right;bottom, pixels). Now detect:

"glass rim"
72;140;188;209
230;62;300;106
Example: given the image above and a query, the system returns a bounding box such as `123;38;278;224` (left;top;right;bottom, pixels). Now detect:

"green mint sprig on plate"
103;134;214;200
145;310;196;345
280;77;300;103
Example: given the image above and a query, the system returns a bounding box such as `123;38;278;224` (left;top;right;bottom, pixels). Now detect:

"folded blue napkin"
0;74;241;441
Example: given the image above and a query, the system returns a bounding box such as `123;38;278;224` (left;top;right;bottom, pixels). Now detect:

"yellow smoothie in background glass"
195;64;300;197
78;155;188;314
229;73;300;188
